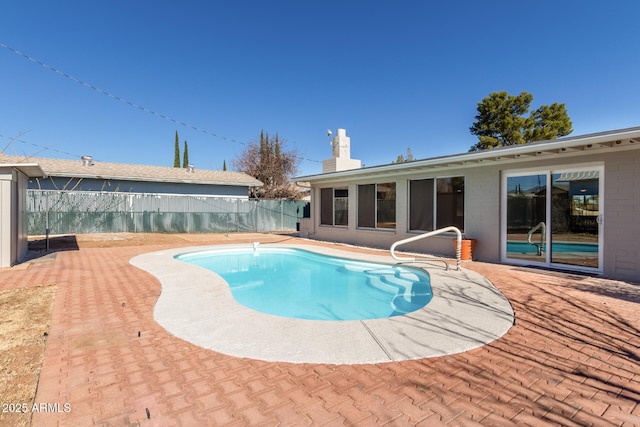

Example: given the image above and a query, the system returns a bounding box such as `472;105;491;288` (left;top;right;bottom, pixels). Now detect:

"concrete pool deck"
131;244;514;364
2;232;639;425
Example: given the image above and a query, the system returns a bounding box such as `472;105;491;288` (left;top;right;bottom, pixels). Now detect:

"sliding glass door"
505;173;548;263
503;167;602;272
550;171;600;268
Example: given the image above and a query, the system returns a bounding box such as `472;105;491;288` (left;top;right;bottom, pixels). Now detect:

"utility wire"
0;41;321;164
0;42;243;146
0;132;85;159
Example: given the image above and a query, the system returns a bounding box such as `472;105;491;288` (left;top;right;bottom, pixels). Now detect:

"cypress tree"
274;133;282;185
223;160;227;171
259;130;267;183
264;132;272;186
274;134;281;158
182;140;189;168
173;131;180;168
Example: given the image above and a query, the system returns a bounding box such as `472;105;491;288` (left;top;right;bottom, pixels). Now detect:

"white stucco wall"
463;166;501;261
602;150;640;281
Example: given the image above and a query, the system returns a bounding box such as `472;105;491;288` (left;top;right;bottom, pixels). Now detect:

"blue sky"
1;1;639;177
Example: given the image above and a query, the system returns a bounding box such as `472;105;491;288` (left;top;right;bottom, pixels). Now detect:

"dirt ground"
1;232;284;427
0;286;56;427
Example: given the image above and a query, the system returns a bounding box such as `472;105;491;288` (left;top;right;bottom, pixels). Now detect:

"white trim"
355;182;398;231
405;175;467;234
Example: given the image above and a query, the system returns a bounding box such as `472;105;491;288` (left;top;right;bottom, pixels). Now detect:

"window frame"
333;188;349;226
436;176;465;231
357;182;396;230
408;176;465;233
320;187;349;227
409;178;434;232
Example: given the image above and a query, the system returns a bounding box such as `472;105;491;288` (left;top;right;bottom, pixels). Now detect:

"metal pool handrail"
390;226;463;270
527;221;546;256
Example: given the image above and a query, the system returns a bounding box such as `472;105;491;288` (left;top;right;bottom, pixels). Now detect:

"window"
357;184;375;228
357;183;396;229
320;188;333;225
409;179;434;231
436;177;464;230
320;188;348;226
334;189;348;226
376;182;396;229
409;176;464;232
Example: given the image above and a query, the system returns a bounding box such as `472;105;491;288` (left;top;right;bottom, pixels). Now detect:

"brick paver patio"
1;233;638;426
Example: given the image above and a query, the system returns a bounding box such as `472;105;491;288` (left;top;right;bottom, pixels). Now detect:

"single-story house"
0;154;262;197
295;126;640;282
1;153;266;239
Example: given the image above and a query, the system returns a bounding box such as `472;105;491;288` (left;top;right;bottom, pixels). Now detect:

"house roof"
0;154;263;187
295;126;640;183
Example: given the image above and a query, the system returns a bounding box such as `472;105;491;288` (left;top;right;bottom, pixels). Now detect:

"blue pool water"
507;241;598;254
175;247;432;321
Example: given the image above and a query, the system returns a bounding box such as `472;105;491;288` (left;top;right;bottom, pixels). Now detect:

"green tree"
232;130;301;199
223;160;227;171
182;140;189;168
173;131;180;168
469;91;572;151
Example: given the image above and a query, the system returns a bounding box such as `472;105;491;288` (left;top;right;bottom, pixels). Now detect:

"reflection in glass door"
550;171;600;268
504;168;602;272
506;174;548;264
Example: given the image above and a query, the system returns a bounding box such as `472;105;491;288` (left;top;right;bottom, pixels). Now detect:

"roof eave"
44;172;263;187
295;126;640;183
0;163;46;178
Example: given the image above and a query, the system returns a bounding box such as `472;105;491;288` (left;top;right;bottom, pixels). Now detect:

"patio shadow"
23;235;80;263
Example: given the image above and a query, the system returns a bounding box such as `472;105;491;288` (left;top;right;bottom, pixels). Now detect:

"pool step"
230;280;264;290
365;275;431;314
366;275;431;303
337;264;399;276
391;295;426;314
338;264;432;314
366;275;400;295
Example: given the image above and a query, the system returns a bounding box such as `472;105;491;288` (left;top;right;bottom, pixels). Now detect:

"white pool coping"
130;243;514;364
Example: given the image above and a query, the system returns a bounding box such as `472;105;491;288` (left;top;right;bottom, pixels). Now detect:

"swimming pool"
176;247;432;321
131;243;515;363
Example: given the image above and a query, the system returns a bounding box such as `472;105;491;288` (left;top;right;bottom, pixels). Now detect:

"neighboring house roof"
0;154;263;187
0;162;45;178
295;126;640;183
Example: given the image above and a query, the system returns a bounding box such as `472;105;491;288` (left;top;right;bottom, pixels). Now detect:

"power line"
0;41;321;164
0;132;85;159
0;42;245;146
